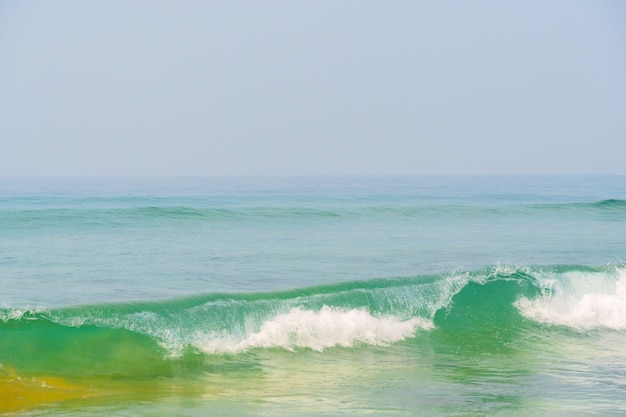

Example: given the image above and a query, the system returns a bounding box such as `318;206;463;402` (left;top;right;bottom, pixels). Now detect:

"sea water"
1;175;625;416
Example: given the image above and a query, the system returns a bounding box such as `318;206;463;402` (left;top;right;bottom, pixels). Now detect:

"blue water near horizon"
2;174;624;306
1;174;625;416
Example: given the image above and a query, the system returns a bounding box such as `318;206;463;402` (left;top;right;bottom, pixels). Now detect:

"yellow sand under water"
0;367;210;414
0;367;94;414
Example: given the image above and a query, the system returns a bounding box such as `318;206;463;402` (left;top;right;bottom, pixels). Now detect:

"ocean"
1;175;625;416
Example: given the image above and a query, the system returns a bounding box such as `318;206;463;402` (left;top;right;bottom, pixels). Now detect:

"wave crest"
191;306;432;354
516;268;626;331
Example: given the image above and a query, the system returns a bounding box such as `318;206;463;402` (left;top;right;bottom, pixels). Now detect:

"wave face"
2;265;624;381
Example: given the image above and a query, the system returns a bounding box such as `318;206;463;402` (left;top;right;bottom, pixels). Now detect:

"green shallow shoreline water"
3;326;625;416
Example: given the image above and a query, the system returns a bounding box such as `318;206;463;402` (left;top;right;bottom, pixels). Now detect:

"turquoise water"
1;175;625;415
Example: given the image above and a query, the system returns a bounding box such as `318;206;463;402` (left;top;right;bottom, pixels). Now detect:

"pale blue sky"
1;1;625;176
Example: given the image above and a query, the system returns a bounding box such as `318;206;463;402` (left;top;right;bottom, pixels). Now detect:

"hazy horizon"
1;1;625;176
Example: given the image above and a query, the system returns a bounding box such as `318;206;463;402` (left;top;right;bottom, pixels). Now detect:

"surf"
1;264;625;414
516;267;626;330
2;265;623;364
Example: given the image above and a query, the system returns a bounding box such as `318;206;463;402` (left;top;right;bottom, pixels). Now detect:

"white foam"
0;309;26;322
192;306;432;354
0;306;44;322
516;268;626;331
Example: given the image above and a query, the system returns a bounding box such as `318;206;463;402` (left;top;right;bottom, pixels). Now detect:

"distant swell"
595;198;626;208
3;199;626;228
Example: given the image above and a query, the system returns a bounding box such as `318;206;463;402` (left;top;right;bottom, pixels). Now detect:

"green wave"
0;319;168;378
431;271;541;353
1;265;623;381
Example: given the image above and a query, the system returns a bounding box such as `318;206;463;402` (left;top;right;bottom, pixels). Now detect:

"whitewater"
1;175;625;416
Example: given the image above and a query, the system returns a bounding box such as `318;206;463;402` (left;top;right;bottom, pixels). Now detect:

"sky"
1;0;625;176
